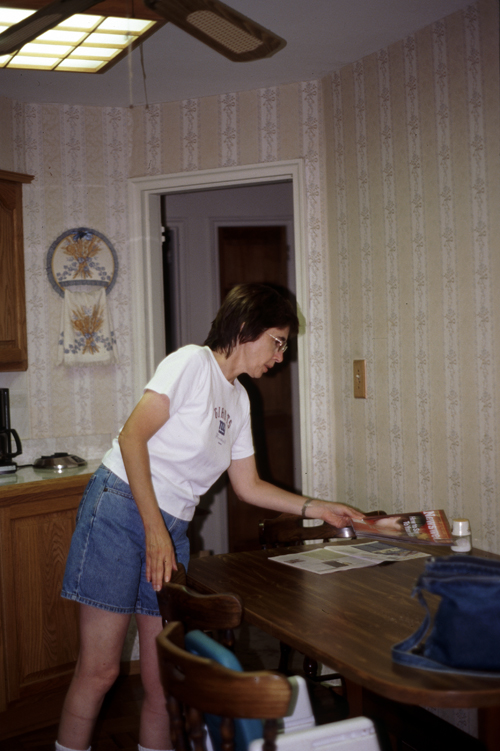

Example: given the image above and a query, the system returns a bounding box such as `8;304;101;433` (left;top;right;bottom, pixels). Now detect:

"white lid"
452;518;470;535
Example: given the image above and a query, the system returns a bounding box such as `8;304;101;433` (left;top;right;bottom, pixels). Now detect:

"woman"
56;283;363;751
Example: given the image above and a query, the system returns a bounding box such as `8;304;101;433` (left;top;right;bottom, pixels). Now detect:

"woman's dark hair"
204;283;299;356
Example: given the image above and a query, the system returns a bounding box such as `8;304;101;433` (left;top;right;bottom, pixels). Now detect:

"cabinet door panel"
0;172;32;371
13;509;79;687
0;189;18;344
1;499;79;704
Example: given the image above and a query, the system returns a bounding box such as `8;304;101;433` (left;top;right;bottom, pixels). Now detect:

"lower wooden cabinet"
0;472;91;738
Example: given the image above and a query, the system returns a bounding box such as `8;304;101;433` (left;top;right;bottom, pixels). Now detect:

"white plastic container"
451;518;471;553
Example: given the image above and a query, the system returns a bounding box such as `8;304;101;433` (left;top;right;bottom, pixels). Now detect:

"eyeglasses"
267;332;288;354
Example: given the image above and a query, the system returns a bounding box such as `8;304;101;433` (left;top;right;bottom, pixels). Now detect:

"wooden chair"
258;514;355;549
258;511;386;678
157;620;293;751
157;563;243;651
169;562;188;585
258;510;387;549
158;578;315;748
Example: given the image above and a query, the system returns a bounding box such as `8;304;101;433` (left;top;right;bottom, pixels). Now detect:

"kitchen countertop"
0;459;102;488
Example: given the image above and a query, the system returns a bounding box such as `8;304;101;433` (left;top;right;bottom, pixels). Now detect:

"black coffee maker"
0;388;22;474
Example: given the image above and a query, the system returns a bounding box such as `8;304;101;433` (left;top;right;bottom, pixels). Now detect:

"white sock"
55;743;91;751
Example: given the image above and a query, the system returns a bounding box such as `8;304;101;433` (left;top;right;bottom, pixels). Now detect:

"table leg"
478;706;500;751
343;678;364;718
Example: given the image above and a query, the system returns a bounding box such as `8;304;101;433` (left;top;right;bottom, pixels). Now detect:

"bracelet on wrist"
301;498;313;518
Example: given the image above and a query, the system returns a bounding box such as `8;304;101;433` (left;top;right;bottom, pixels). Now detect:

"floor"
0;623;348;751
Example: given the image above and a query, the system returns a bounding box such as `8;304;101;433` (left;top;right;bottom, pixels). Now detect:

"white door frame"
127;159;313;494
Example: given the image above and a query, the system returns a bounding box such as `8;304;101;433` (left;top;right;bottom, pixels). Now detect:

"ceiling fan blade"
144;0;286;62
0;0;106;55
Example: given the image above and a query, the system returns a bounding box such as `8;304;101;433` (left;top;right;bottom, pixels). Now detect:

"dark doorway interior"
218;225;296;551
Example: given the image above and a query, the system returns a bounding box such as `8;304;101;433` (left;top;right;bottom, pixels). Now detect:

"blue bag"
392;555;500;677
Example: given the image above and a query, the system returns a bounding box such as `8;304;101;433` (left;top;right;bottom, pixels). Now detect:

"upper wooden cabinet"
0;169;34;372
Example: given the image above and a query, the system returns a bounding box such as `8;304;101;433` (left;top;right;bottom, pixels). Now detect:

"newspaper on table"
270;540;429;575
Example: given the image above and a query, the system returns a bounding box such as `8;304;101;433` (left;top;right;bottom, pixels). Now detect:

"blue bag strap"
392;581;500;678
392;639;500;677
391;588;432;665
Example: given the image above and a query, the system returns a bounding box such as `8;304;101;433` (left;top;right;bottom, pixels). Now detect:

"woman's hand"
145;522;177;591
309;499;364;528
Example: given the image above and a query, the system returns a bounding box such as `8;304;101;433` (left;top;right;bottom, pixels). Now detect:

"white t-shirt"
102;345;254;520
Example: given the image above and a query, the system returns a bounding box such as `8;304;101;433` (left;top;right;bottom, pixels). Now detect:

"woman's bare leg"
136;613;172;750
57;604;131;750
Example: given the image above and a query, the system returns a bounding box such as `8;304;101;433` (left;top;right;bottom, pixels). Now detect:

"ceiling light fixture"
0;0;286;70
143;0;285;61
0;4;163;73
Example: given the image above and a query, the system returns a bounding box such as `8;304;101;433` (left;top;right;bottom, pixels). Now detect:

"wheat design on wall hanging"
47;227;118;297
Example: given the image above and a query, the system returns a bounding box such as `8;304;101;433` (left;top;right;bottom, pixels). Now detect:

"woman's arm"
118;389;176;591
227;455;363;527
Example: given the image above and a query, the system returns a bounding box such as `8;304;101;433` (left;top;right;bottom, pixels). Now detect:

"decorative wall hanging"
47;228;119;366
47;227;118;296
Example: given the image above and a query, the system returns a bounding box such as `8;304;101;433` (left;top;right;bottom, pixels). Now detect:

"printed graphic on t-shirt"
214;406;232;446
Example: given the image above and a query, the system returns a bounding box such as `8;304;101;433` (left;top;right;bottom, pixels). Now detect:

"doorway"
127;160;314;549
162;182;299;553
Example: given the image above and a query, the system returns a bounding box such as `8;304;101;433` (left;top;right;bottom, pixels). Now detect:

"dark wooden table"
187;541;500;750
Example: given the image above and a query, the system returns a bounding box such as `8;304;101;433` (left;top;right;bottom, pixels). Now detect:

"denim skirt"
61;464;190;616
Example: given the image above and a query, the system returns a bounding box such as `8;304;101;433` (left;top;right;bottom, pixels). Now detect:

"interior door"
219;226;296;552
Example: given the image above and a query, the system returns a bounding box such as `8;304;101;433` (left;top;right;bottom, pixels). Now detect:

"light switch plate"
353;360;367;398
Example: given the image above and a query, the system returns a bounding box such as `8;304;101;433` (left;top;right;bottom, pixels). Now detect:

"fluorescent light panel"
0;7;156;72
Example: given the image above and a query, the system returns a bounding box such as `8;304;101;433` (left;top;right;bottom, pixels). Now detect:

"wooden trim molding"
0;170;34;184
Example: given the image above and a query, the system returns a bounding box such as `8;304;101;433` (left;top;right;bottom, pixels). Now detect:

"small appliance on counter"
0;388;22;475
33;452;87;472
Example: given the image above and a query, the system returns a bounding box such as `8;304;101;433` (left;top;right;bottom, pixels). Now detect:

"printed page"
330;541;429;562
270;547;386;575
270;541;429;574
